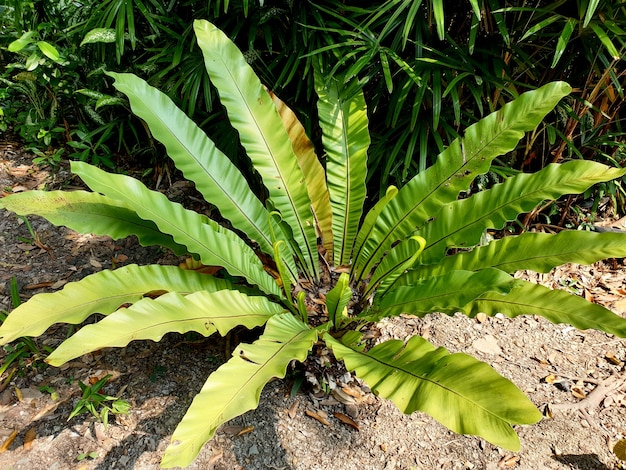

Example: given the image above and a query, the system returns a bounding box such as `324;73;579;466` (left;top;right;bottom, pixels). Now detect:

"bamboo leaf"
326;332;541;451
353;82;572;280
0;190;188;255
467;279;626;338
469;0;481;19
417;161;626;263
193;20;318;278
583;0;600;28
520;15;561;41
72;161;281;296
47;290;286;365
0;265;231;344
590;22;621;59
552;18;577;68
413;231;626;278
161;313;317;468
315;71;370;266
432;0;445;40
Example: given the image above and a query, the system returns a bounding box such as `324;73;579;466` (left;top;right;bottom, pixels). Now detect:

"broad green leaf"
466;279;626;338
413;231;626;279
270;90;333;257
161;313;317;468
353;82;572;280
315;73;369;266
80;28;117;46
351;185;398;277
365;235;426;298
8;30;36;52
194;20;318;278
106;72;297;275
0;190;188;255
71;161;281;296
326;332;541;451
326;273;351;328
552;18;576;68
0;265;231;344
47;290;286;365
25;50;40;71
369;269;514;321
36;41;61;62
417;160;626;263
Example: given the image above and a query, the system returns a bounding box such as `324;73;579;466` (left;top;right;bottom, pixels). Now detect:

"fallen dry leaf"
333;412;359;431
305;409;331;426
614;439;626;460
236;426;254;437
208;451;224;465
498;454;519;467
287;401;299;419
23;428;36;450
606;351;623;365
0;430;17;453
544;374;558;384
221;425;254;436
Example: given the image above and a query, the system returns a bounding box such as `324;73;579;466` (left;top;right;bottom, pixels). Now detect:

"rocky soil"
0;141;625;470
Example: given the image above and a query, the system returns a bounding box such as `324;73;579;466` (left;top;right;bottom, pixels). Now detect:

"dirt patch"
0;142;625;470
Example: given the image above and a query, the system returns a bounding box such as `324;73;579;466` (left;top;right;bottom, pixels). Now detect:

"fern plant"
2;20;626;468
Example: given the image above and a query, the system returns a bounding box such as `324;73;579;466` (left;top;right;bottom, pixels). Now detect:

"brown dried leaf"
0;430;17;453
606;351;623;365
221;425;249;436
572;387;586;399
614;439;626;460
333;266;351;273
23;282;53;290
208;451;224;465
333;412;359;431
236;426;254;437
305;409;331;426
50;279;68;290
112;253;129;264
331;387;356;405
543;374;558;384
287;401;299;419
23;428;36;450
498;455;519;467
143;290;169;299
